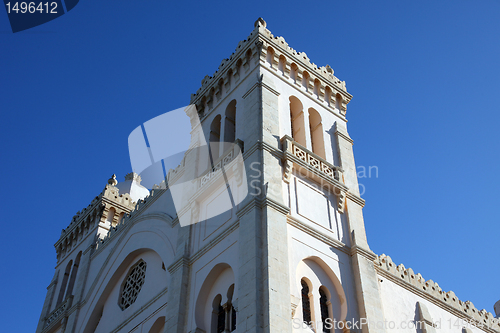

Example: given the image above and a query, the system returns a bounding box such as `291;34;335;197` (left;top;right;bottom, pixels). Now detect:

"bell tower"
180;18;387;332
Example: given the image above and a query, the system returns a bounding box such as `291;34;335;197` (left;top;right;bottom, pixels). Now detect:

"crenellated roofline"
375;254;500;333
54;177;139;263
190;18;353;118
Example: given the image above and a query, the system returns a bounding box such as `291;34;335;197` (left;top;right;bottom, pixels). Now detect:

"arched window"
211;294;225;333
65;251;82;298
301;279;312;325
224;100;237;145
291;63;298;83
231;304;236;331
209;115;222;162
217;304;225;333
319;287;331;332
117;212;125;225
106;207;116;225
308;108;325;159
210;285;237;333
296;258;348;332
289;96;306;147
195;264;236;332
266;46;274;68
278;55;286;75
335;93;342;110
302;71;310;91
56;260;73;306
314;79;321;98
227;284;236;331
325;86;332;107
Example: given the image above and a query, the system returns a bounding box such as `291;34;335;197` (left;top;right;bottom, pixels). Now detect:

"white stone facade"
36;18;499;333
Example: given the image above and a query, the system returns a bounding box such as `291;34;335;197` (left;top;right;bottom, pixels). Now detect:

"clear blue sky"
1;1;499;331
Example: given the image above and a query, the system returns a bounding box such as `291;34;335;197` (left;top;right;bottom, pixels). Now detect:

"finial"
254;17;266;29
326;64;334;74
108;174;118;186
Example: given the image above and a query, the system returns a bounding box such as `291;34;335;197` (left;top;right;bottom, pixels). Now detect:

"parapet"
190;18;353;119
54;174;141;263
375;254;500;332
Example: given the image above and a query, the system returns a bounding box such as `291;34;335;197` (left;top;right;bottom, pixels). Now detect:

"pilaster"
335;122;386;333
165;224;191;333
35;271;58;333
260;70;292;332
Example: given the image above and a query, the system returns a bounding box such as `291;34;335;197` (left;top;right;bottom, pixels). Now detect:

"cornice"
241;74;280;100
350;245;376;261
236;197;260;218
334;123;354;144
345;191;366;208
167;256;189;275
287;215;350;255
261;197;290;215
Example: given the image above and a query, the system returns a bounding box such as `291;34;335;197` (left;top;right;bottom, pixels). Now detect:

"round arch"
295;256;348;324
194;262;235;331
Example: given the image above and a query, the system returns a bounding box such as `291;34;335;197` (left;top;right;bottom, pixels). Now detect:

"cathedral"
36;18;500;333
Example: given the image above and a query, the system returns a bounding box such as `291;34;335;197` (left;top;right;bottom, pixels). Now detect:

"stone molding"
375;254;500;333
334;122;354;145
350;245;377;261
241;73;280;100
286;215;350;255
236;197;260;219
261;196;290;215
345;191;365;208
167;256;189;275
107;290;168;333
